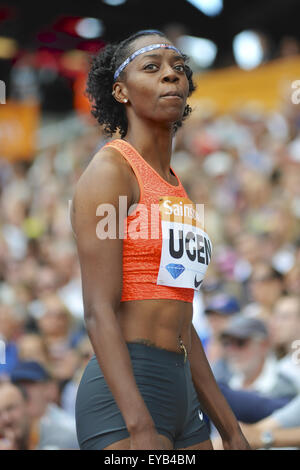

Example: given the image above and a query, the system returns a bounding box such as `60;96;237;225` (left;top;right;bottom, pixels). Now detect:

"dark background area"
2;0;300;60
1;0;300;112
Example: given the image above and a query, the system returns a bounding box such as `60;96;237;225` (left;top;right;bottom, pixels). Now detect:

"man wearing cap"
203;293;240;383
219;316;297;398
10;360;79;449
271;296;300;393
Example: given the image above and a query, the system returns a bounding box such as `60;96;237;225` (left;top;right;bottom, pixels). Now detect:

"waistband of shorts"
126;341;187;366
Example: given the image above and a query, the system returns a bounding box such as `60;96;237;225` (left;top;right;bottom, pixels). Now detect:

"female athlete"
71;29;251;450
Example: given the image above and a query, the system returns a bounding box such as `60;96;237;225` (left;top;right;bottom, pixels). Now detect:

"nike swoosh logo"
198;410;203;421
194;275;203;289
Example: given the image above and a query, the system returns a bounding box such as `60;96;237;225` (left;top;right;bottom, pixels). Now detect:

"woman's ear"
112;83;129;104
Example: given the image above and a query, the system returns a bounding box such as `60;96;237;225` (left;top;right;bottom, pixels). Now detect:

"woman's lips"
160;90;184;99
160;94;183;100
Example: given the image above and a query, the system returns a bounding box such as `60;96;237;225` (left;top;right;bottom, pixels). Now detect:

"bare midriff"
117;299;193;356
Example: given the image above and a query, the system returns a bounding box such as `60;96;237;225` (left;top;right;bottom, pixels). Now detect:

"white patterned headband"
113;43;183;81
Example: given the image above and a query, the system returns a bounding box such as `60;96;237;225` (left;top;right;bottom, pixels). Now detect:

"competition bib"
156;196;212;291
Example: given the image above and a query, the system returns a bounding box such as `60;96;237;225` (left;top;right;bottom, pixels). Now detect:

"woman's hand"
222;431;252;450
130;428;166;450
213;428;251;450
238;422;265;449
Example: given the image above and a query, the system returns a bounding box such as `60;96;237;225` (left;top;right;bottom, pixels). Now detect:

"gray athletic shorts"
75;342;210;449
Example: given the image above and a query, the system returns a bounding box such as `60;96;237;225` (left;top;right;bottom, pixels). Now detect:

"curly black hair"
86;29;196;138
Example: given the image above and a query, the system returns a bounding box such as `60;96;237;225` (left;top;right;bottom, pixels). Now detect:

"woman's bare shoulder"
70;144;135;236
74;143;133;202
79;144;133;187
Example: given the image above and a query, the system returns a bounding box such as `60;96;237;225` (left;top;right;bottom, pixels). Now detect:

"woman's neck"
124;119;174;178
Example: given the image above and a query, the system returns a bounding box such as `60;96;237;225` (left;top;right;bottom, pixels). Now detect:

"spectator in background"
250;394;300;431
217;382;291;425
36;293;79;382
32;265;59;298
46;240;78;288
246;263;284;321
0;305;22;378
238;395;300;449
240;426;300;449
10;361;78;449
61;335;94;418
17;334;50;367
219;316;297;398
270;296;300;392
203;293;240;383
15;333;64;404
0;382;32;450
214;405;300;449
233;233;266;277
284;264;300;297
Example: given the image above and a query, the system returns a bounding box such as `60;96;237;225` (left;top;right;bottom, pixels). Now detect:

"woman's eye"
144;63;159;70
143;63;185;72
174;64;185;72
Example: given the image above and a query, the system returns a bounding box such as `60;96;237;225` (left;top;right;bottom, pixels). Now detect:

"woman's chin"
158;109;185;125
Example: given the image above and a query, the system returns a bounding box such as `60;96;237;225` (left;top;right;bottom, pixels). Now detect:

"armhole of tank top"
169;165;183;189
106;142;145;219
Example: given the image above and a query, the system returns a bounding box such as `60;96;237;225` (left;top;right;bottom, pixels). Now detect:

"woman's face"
114;35;190;128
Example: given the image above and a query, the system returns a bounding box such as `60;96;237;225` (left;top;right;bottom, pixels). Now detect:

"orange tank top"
105;139;212;303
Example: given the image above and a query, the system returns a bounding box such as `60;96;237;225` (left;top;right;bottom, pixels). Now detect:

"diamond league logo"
165;265;204;288
166;263;185;279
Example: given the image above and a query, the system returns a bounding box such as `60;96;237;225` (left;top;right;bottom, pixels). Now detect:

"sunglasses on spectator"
220;337;251;348
251;270;282;282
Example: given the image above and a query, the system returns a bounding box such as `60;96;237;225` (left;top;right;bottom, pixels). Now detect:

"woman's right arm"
71;148;163;449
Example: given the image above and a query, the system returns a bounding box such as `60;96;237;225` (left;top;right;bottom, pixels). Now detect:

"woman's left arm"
189;324;251;450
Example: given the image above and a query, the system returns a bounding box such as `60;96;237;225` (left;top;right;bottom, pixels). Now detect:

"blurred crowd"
177;94;300;448
1;80;300;449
